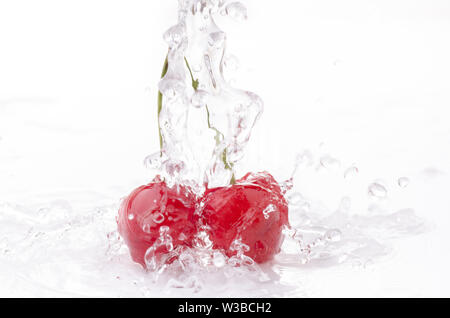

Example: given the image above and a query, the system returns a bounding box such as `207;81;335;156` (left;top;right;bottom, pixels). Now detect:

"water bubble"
368;182;388;198
224;2;247;21
241;255;255;266
398;177;410;188
230;239;250;253
344;166;359;179
153;213;165;224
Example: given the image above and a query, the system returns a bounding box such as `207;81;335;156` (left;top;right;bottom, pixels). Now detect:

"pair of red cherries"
117;171;289;268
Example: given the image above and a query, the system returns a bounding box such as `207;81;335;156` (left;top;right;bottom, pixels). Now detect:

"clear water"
0;0;432;297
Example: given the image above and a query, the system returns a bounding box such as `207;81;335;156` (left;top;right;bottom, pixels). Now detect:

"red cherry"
117;177;197;268
201;172;289;263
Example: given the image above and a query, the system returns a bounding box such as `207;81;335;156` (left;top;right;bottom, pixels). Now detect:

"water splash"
0;0;430;297
156;0;263;189
274;146;428;272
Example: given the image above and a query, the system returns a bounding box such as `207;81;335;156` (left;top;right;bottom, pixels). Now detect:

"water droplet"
163;23;186;48
178;232;187;241
165;241;174;252
128;214;135;221
295;150;314;169
263;204;276;220
225;2;247;21
344;166;359;179
325;229;342;242
230;239;250;253
368;182;387;198
144;246;161;272
142;224;151;234
212;251;226;267
287;192;304;206
241;255;254;266
398;177;410;188
280;178;294;194
159;226;170;235
143;152;163;170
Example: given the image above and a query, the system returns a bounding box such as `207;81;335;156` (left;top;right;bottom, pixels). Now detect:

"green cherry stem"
157;55;169;153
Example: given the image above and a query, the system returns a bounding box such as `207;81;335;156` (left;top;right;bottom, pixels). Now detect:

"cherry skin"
117;177;197;268
201;171;289;263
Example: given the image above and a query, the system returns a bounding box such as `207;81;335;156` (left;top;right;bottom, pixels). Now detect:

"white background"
1;0;450;297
